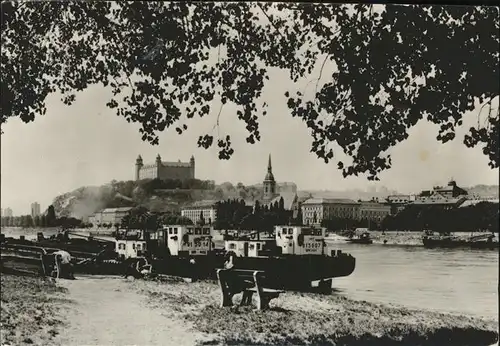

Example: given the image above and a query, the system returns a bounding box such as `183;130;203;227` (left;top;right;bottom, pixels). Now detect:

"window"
187;228;193;234
202;228;210;235
174;228;178;234
257;243;261;250
229;243;236;249
169;228;173;235
132;243;136;250
249;244;255;250
143;243;147;250
136;244;141;251
195;228;201;235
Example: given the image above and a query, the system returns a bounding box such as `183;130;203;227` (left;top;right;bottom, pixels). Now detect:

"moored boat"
220;225;356;291
346;229;374;245
1;224;356;291
422;233;499;250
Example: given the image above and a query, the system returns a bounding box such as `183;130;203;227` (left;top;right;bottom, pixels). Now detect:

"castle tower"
190;155;195;179
135;155;143;181
263;154;277;201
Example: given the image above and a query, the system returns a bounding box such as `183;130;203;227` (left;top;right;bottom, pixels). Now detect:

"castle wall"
139;166;159;180
159;165;194;181
136;156;195;181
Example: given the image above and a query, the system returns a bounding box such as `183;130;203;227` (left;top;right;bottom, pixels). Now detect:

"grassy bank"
134;277;499;346
0;274;69;345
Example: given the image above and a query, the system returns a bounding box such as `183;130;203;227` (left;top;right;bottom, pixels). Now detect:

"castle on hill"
135;154;195;181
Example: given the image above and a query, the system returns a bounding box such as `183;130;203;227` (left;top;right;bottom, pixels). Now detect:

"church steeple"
264;154;275;182
263;153;276;201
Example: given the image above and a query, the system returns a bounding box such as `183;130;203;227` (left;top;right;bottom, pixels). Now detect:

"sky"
2;67;498;215
1;5;499;215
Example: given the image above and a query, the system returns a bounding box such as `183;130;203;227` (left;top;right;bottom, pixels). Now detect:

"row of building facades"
178;180;497;226
87;153;498;229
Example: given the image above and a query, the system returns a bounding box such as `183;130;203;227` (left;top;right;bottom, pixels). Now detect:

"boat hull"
1;237;357;290
224;253;356;290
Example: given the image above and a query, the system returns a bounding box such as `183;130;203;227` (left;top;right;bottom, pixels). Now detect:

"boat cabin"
116;239;148;260
225;240;269;257
115;229;148;260
152;225;214;256
275;225;325;255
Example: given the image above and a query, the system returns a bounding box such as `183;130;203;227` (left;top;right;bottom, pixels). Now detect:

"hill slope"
51;178;498;219
51;180;263;219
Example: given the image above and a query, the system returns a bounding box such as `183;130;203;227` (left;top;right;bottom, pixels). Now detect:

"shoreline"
327;231;499;247
1;274;498;345
136;276;499;345
2;227;497;247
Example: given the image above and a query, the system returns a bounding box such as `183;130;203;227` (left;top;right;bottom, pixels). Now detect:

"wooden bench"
216;268;285;310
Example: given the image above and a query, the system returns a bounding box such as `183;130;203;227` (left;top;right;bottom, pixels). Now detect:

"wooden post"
240;290;254;306
318;279;332;294
253;271;270;310
39;252;47;277
217;269;233;307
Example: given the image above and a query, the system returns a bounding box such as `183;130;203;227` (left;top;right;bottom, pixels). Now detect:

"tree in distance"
1;2;498;179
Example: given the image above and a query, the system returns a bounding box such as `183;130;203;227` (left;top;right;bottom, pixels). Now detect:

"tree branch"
257;3;287;42
315;54;330;97
478;96;494;128
211;101;224;138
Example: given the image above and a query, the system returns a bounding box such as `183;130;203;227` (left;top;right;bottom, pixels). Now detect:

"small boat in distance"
346;228;374;245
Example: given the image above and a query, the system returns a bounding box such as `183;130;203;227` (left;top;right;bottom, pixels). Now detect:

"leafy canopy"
1;2;498;179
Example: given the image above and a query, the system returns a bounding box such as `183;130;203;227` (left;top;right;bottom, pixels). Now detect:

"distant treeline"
380;202;499;232
136;178;215;194
213;198;299;232
120;206;193;230
1;205;91;228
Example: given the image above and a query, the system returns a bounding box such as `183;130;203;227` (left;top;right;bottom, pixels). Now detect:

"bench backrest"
216;268;269;287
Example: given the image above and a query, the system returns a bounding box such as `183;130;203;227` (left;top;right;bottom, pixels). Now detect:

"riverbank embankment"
330;231;498;246
1;274;498;345
3;227;497;247
135;276;499;345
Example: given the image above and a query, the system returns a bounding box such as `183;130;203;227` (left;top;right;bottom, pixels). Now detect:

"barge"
1;225;356;291
422;233;499;250
220;225;355;291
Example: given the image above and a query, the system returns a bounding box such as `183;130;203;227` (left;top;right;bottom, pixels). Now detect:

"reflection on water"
2;228;497;320
327;242;499;320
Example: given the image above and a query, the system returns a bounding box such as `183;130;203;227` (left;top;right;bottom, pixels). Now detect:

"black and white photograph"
1;1;499;345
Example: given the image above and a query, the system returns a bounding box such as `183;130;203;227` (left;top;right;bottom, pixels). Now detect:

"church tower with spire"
263;154;277;201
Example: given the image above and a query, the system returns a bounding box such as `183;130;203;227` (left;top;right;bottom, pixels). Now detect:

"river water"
2;228;498;320
326;242;499;321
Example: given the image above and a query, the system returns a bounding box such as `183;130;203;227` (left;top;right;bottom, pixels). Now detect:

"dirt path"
53;275;206;346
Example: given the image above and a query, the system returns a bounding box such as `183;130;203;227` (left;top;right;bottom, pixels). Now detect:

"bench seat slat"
246;287;285;294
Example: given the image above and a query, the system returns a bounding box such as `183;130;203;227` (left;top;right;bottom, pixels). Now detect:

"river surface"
2;228;498;320
326;241;498;321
